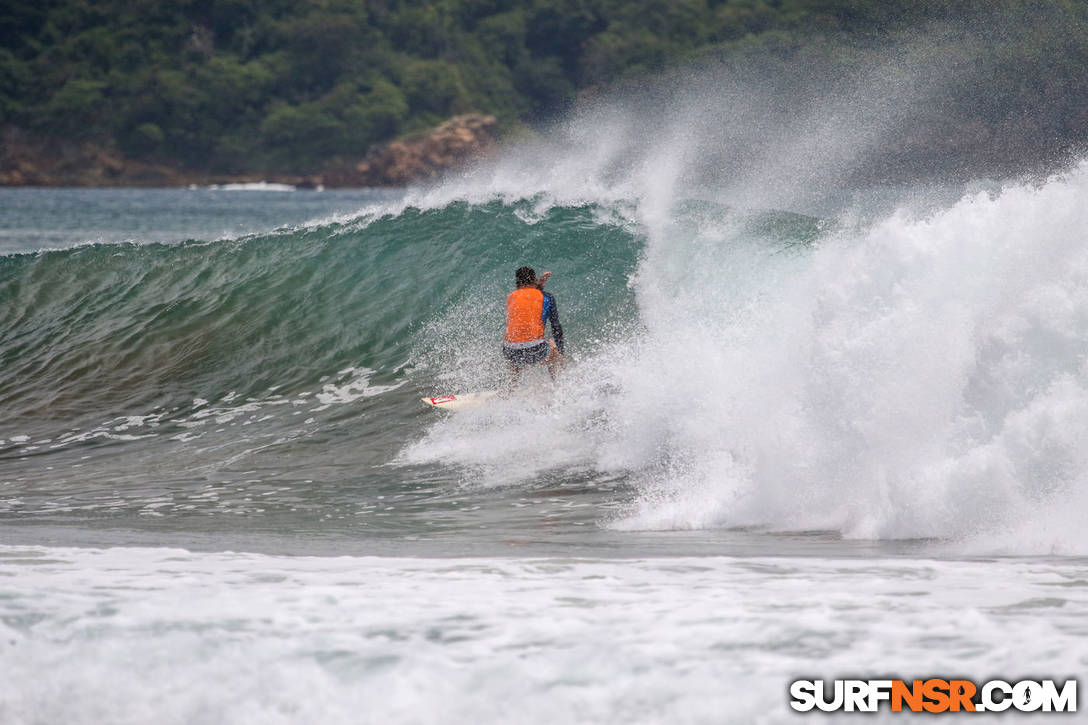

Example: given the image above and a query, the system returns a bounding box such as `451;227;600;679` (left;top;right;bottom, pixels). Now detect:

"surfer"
502;266;565;385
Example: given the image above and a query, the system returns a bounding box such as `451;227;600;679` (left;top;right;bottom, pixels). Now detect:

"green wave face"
0;199;653;424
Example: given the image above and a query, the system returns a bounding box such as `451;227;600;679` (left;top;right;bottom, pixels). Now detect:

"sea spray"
613;165;1088;550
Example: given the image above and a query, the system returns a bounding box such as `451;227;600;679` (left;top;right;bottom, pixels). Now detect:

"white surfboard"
420;391;500;411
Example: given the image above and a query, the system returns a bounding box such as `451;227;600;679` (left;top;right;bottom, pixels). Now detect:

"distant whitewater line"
196;182;302;192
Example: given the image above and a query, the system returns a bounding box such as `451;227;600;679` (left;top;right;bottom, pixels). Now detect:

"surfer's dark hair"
515;266;536;286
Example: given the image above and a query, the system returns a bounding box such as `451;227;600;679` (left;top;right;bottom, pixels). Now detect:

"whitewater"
3;77;1088;721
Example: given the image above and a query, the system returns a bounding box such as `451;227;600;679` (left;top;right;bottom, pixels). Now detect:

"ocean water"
3;136;1088;718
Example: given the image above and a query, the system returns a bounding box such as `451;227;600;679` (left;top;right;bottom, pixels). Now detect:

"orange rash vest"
505;287;546;344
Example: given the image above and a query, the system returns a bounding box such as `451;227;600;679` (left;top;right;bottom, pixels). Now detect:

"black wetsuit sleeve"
544;291;564;354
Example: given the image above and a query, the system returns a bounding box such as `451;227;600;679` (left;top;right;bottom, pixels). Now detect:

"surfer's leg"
506;362;522;393
544;339;563;381
501;345;522;393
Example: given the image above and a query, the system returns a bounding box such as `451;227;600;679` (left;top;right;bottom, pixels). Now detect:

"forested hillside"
1;0;1086;182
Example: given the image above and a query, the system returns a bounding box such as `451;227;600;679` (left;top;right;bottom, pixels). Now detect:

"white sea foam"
1;545;1085;724
609;166;1088;552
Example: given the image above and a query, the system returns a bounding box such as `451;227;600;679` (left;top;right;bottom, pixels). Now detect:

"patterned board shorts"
501;340;549;366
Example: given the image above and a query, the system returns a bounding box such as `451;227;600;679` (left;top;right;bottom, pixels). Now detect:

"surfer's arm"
543;291;565;355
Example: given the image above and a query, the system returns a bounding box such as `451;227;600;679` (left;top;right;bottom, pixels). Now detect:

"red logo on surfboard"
430;395;457;405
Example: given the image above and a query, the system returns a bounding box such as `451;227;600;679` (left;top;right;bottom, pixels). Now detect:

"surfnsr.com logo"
790;679;1077;713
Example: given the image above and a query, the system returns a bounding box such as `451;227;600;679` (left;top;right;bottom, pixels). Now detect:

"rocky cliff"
330;114;499;187
0;114;500;188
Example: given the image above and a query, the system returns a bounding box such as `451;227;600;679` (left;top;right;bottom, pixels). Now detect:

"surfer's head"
515;266;537;288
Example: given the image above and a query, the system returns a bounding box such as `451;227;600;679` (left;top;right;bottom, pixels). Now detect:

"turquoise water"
0;191;650;553
0;187;401;254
